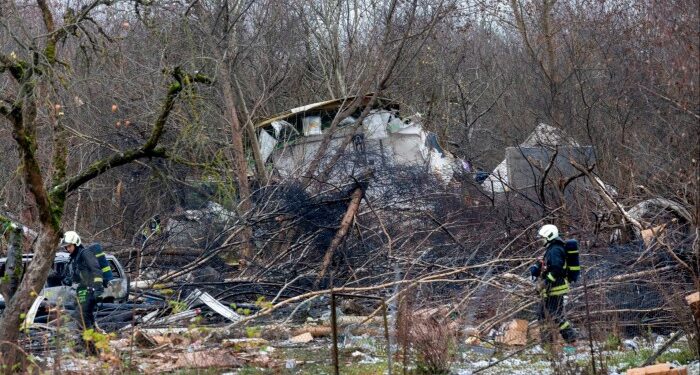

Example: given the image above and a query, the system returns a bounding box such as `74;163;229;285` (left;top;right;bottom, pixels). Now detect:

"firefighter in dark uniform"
530;224;577;351
60;231;104;330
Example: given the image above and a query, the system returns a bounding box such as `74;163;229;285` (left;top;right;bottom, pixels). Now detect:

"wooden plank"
626;363;688;375
495;319;528;346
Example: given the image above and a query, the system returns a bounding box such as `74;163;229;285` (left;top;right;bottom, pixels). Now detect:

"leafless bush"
396;294;459;375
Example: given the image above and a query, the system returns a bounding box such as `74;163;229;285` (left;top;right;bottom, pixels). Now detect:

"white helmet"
538;224;559;243
60;230;82;247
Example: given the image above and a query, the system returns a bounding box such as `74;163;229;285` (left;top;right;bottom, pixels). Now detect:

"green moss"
44;43;56;63
49;202;64;228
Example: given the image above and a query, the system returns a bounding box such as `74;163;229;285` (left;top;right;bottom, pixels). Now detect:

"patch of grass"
235;361;393;375
603;333;622;351
603;342;697;372
605;348;654;370
657;345;697;365
168;300;188;314
245;326;262;338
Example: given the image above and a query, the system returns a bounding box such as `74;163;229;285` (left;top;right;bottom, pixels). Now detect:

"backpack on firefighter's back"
564;239;581;283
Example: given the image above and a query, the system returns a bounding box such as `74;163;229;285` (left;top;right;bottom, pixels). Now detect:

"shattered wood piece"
145;334;180;346
527;321;540;342
159;333;186;346
464;326;481;345
197;290;241;322
685;292;699;320
110;338;132;350
641;224;667;247
140;327;191;335
336;315;382;326
20;295;46;331
222;338;269;349
495;319;528;346
149;308;201;326
315;183;365;286
292;325;332;337
290;332;314;343
130;279;157;289
134;330;158;348
626;363;688;375
99;351;122;368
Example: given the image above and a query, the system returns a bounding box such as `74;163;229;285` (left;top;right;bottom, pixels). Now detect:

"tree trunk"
233;74;267;183
219;67;254;263
0;224;24;303
0;227;61;367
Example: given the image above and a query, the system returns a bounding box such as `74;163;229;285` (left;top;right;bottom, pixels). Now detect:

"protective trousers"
75;287;97;330
538;295;576;344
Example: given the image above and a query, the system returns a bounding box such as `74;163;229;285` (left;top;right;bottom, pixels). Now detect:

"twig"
641;330;684;366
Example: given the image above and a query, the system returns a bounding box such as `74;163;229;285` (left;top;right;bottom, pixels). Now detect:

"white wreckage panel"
387;131;424;165
481;123;580;194
259;129;277;163
260;109;456;184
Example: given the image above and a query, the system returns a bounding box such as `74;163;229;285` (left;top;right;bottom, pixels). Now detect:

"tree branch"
36;0;112;64
51;67;211;197
0;52;30;81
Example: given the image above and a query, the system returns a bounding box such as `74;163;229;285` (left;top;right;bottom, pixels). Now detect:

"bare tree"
0;1;211;365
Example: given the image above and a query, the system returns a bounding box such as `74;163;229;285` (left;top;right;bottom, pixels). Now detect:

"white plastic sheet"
363;111;389;139
259;129;277;163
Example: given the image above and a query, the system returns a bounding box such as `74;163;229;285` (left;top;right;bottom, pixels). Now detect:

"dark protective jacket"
86;243;113;287
530;238;569;296
68;245;104;292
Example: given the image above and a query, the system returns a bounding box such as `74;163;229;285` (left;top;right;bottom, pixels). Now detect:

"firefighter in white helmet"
530;224;577;351
60;231;104;333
